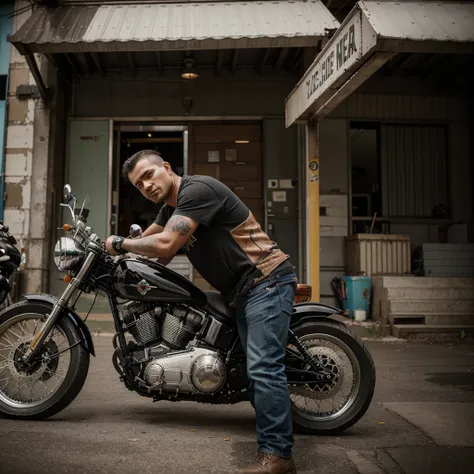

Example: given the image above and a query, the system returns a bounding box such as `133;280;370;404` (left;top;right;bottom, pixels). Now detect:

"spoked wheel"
288;319;375;434
0;302;90;419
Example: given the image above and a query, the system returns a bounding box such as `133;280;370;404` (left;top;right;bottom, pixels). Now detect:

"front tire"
0;301;90;419
289;319;375;435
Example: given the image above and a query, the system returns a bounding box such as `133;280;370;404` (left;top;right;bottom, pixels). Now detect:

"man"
106;150;297;474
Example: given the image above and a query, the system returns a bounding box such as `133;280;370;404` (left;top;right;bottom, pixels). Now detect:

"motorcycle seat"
204;284;312;319
204;291;235;320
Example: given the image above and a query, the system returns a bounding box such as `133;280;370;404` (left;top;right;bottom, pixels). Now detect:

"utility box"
345;234;411;277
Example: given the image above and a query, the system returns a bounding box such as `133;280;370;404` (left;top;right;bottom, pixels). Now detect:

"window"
380;125;449;218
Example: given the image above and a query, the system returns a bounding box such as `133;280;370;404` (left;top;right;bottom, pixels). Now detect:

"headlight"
54;237;85;271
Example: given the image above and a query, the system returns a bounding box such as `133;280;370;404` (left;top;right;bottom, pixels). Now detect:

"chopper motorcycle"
0;185;375;434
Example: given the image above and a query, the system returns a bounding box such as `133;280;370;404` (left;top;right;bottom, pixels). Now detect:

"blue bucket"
342;276;372;319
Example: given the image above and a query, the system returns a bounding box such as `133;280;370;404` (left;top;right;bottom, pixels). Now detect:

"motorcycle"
0;221;22;311
0;185;375;434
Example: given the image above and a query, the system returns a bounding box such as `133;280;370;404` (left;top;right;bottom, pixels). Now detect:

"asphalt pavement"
0;336;473;474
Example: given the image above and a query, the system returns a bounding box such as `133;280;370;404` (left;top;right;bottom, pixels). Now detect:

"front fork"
22;248;99;363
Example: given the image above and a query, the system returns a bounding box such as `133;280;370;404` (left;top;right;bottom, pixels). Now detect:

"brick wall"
4;2;34;247
4;1;53;293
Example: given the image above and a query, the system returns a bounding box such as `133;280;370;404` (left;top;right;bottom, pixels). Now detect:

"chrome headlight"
54;237;85;271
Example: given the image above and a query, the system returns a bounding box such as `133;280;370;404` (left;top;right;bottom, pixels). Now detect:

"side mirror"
63;184;72;200
61;184;77;223
129;224;143;239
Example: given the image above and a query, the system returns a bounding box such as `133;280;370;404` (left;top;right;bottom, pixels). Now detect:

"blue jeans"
236;272;297;458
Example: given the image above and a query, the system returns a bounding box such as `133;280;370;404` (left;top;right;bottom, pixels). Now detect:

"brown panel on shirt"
230;212;289;278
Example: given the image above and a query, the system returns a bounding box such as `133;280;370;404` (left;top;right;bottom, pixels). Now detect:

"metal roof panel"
360;1;474;43
10;1;339;52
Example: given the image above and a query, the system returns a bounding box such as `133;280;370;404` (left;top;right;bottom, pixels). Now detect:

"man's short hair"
122;150;163;181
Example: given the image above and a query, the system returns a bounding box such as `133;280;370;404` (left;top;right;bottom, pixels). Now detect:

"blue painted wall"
0;3;14;221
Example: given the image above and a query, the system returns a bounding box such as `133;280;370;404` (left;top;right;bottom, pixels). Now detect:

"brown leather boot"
235;452;297;474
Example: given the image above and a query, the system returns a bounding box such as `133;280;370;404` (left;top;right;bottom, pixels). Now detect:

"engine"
121;302;161;347
121;301;204;350
161;305;203;349
144;347;226;394
120;302;228;394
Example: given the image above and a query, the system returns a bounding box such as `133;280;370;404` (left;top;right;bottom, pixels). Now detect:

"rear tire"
0;301;90;420
289;318;375;435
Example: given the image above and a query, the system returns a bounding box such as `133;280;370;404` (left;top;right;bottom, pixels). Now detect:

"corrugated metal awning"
285;0;474;125
360;0;474;45
9;1;339;54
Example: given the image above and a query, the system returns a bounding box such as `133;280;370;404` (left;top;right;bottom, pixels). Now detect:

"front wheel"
288;319;375;434
0;301;90;419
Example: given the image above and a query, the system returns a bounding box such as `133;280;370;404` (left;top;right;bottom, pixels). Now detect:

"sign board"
286;8;367;126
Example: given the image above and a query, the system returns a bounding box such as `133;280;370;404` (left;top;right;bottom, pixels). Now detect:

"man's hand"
105;235;118;255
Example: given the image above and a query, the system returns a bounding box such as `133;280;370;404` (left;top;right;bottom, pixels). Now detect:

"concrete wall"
73;69;297;118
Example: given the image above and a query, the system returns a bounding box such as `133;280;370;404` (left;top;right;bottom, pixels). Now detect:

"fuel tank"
112;257;206;305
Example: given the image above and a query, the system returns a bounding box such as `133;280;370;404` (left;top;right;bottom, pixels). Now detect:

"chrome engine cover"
144;347;226;394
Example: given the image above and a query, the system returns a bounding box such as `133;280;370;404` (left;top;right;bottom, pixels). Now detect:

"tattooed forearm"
122;235;170;258
121;215;195;258
168;216;191;236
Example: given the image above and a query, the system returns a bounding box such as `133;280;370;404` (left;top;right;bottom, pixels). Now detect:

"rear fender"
23;294;95;356
290;302;344;328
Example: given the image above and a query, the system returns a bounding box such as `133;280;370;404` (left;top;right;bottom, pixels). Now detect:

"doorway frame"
110;123;189;236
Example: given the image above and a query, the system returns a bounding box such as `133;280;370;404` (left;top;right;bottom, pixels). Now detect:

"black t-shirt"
155;175;293;304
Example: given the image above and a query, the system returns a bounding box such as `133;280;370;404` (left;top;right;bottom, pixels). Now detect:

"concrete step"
375;276;474;289
385;287;474;300
393;324;474;339
389;312;474;326
389;299;474;313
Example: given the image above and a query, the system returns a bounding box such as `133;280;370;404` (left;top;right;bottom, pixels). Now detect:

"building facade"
286;0;474;307
3;0;474;318
5;0;338;297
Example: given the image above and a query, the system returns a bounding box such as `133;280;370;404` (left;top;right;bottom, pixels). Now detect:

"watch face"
113;237;124;252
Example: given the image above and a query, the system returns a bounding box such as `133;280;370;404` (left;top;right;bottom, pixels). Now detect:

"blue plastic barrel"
342;276;372;319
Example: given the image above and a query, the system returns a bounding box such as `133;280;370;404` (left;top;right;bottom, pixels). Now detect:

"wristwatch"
112;236;127;255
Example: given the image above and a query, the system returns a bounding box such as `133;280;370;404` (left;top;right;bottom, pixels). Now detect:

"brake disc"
290;346;345;401
9;336;59;382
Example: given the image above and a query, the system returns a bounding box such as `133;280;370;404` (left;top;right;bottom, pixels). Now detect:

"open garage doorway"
113;125;187;237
